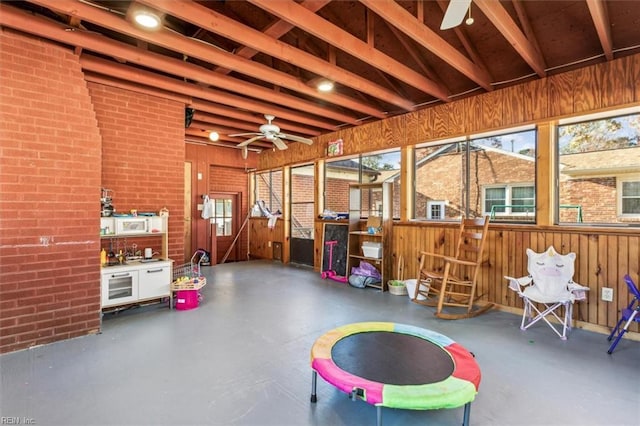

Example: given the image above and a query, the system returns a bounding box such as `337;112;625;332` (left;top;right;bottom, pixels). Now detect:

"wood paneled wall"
393;223;639;335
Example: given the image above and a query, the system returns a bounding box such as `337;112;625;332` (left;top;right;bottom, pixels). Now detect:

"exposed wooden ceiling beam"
83;72;192;104
435;0;492;84
218;0;331;71
0;3;354;127
511;0;545;67
79;55;339;132
586;0;614;61
138;0;416;111
249;0;450;102
474;0;547;77
30;0;382;120
361;0;492;91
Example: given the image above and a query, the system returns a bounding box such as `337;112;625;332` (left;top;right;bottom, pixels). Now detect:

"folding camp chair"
505;246;589;340
607;274;640;354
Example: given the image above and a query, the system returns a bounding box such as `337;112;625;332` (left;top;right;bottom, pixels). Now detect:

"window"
483;185;535;219
213;198;232;236
619;178;640;217
557;110;640;224
427;201;446;220
291;164;315;239
414;128;537;222
254;170;283;215
324;149;401;218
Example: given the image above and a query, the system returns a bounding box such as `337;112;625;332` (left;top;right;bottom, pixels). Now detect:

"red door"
209;192;240;263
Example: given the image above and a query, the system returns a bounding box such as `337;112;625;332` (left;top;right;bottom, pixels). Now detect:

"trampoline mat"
331;331;454;386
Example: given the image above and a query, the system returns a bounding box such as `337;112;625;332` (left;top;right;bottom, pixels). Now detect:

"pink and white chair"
505;246;589;340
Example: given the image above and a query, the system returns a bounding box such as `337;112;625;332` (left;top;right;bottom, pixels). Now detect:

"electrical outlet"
601;287;614;302
268;241;272;247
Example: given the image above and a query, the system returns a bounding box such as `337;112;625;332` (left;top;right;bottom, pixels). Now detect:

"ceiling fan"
440;0;473;30
230;114;314;159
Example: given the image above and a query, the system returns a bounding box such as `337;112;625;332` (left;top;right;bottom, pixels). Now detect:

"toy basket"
171;249;207;291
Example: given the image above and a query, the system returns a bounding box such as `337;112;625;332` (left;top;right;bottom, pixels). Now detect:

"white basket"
362;242;382;258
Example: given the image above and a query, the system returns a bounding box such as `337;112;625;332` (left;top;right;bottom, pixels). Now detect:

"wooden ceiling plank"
249;0;450;101
137;0;416;111
361;0;492;91
227;0;331;64
474;0;547;77
29;0;381;120
511;0;546;66
385;22;448;90
79;54;339;131
585;0;614;61
435;0;493;83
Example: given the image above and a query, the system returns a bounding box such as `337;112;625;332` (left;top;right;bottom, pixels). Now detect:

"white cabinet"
138;263;171;300
101;260;172;308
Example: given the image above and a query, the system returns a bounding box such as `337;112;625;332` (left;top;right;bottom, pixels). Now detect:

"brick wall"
0;32;102;353
88;83;185;261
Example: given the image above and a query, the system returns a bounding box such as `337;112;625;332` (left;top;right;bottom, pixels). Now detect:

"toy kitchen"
99;188;172;310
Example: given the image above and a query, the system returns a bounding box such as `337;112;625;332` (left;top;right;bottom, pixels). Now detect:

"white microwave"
116;217;149;234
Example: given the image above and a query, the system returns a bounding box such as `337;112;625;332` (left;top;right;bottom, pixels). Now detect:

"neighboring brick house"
559;146;640;224
408;144;639;224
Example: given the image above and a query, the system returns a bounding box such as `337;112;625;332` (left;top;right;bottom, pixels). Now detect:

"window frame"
482;183;535;219
427;200;446;220
618;175;640;218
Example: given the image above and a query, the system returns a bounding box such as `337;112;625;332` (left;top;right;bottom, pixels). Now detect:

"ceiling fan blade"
272;137;288;150
237;135;265;147
440;0;472;30
229;132;261;137
278;133;313;145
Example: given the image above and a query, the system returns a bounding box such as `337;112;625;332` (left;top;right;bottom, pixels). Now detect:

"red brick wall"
0;32;102;353
88;83;185;261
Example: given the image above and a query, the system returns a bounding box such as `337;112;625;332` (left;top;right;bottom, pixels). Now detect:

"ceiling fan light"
134;11;161;29
209;131;219;142
465;17;474;25
317;80;334;92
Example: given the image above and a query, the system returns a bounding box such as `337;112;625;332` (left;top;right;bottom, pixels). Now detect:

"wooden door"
209;192;240;263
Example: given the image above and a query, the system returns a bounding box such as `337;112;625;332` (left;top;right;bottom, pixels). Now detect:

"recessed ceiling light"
209;131;220;142
134;11;161;29
317;80;334;92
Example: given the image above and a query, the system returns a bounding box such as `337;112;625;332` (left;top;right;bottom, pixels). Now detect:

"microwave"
116;217;149;234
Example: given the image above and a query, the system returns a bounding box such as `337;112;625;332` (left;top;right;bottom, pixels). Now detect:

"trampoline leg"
310;371;318;403
377;406;382;426
462;402;471;426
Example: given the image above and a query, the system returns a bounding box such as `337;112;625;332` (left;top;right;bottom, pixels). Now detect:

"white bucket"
404;279;427;301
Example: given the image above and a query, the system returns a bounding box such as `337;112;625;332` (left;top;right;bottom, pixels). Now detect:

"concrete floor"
1;260;639;426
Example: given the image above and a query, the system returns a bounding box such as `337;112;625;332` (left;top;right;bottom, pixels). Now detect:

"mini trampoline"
310;322;481;426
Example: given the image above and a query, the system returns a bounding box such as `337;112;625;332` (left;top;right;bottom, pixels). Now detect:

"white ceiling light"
209;131;220;142
317;80;334;92
133;11;161;29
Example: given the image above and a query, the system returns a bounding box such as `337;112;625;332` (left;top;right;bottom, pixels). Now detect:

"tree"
559;116;638;154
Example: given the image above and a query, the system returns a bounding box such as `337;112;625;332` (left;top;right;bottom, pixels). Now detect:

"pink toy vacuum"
321;240;348;283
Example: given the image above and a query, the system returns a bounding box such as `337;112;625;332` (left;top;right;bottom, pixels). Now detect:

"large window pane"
325;157;359;214
255;170;283;214
558;112;640;224
291;164;314;239
362;150;401;218
414;128;536;222
324;150;400;218
414;142;466;220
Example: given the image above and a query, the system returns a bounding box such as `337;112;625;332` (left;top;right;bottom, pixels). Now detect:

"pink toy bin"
175;290;199;310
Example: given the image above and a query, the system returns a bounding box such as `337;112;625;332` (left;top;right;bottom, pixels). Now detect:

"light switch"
197;172;203;180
